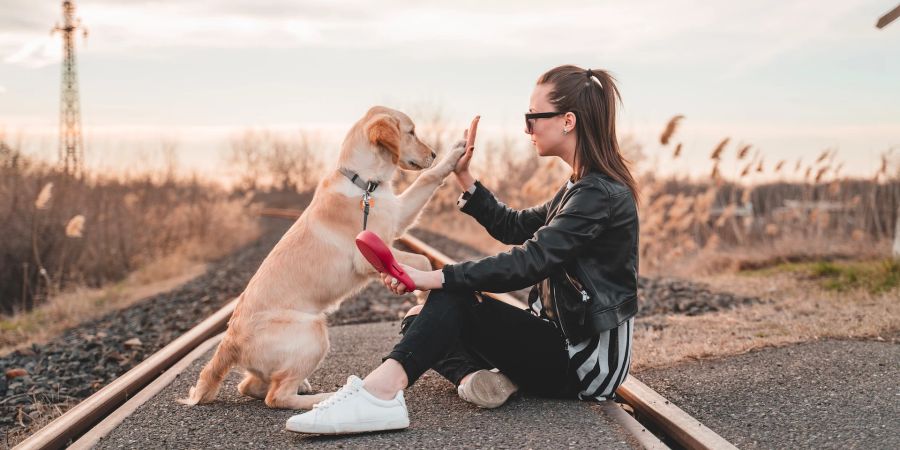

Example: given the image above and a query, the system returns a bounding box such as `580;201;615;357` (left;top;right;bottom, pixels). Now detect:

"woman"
286;64;640;435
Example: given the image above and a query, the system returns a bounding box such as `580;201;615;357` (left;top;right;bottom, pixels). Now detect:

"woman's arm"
443;184;609;293
460;180;558;245
450;116;552;245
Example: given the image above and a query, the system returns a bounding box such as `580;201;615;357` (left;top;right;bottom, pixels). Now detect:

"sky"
0;0;897;181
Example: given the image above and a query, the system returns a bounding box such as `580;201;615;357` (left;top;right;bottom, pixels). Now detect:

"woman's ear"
565;111;577;131
365;113;401;163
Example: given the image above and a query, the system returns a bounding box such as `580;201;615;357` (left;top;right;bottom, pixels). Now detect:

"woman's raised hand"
453;115;479;190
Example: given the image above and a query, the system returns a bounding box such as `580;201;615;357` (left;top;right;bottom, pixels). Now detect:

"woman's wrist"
455;171;475;191
427;269;444;290
436;270;445;289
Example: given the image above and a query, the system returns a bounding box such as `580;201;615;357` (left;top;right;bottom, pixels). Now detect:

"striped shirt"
530;287;634;401
458;179;633;401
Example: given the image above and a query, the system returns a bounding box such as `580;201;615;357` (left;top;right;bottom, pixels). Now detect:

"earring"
562;128;569;136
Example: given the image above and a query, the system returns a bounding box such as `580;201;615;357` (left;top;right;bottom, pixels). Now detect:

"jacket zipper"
546;187;586;343
565;272;590;303
550;283;570;340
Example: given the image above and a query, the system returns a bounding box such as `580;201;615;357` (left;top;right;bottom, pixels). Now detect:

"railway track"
14;208;737;450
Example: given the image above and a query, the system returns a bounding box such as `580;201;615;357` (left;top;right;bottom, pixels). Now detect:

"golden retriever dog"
179;106;465;409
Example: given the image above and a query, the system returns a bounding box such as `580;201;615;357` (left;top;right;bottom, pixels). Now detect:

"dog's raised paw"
430;145;467;177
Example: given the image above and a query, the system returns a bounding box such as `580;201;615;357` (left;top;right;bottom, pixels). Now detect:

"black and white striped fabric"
530;295;633;401
457;179;634;401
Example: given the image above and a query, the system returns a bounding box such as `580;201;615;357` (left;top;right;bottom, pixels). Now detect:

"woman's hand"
380;264;443;295
454;116;479;190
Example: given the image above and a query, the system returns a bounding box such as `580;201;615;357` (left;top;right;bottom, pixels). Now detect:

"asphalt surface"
636;336;900;449
95;321;635;449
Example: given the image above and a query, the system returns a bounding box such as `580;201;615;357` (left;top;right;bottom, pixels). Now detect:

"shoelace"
313;384;359;410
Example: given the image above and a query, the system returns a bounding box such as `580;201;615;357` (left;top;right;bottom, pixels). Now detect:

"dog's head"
362;106;436;170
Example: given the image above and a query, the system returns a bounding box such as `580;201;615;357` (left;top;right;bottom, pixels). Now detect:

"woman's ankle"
363;359;409;400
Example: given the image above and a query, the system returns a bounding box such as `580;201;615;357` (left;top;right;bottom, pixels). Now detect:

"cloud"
721;0;866;77
0;0;886;75
4;36;60;68
0;1;718;63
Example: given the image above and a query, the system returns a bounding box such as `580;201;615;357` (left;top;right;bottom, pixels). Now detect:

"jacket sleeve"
443;184;609;293
460;180;553;245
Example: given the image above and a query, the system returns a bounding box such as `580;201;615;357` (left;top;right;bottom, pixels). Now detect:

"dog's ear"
365;113;401;163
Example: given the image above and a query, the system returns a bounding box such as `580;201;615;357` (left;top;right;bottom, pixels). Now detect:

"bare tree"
293;131;322;191
160;137;179;183
264;130;321;192
228;130;267;191
267;135;297;191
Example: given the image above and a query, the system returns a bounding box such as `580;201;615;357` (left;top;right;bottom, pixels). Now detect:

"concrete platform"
637;337;900;449
93;321;636;449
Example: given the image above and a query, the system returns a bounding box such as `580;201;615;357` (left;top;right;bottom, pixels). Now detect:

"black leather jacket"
441;170;639;342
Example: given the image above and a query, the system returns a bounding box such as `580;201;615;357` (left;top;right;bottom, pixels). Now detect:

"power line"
876;4;900;29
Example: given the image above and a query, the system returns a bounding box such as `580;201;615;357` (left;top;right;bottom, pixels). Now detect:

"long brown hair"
537;65;640;205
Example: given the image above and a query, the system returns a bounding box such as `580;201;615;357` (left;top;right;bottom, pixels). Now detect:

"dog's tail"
177;336;239;406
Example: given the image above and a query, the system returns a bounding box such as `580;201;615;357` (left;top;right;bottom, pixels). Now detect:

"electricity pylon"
52;0;88;176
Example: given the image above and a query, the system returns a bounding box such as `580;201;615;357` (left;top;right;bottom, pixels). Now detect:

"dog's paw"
177;387;200;406
429;141;467;178
297;379;312;394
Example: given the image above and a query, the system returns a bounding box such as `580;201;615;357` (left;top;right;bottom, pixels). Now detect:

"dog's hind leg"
265;372;333;410
237;373;268;400
178;337;240;405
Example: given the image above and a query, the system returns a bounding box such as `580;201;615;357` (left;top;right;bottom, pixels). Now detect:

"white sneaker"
285;375;409;434
457;369;518;409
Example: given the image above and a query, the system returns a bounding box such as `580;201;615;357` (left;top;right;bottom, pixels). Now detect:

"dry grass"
0;133;265;355
631;268;900;372
0;135;262;315
3;396;72;449
0;250;210;355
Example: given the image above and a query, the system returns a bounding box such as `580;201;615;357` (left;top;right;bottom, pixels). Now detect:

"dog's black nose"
431;151;436;159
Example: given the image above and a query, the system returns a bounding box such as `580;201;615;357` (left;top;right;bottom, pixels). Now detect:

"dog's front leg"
392;249;432;273
352;251;380;277
395;143;466;232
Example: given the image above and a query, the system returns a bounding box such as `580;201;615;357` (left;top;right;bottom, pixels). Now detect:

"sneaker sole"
285;417;410;434
461;371;518;409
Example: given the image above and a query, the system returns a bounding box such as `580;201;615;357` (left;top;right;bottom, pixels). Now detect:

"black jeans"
384;289;578;398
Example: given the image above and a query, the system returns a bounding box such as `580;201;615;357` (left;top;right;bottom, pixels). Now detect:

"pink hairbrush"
355;230;416;291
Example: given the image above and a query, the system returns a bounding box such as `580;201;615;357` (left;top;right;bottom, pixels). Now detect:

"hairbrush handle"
355;230;416;292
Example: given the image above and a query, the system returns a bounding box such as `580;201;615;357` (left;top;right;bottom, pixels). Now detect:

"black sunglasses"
524;111;566;134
